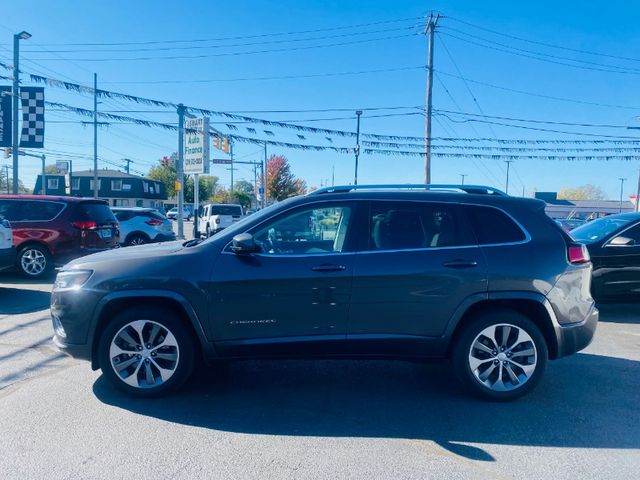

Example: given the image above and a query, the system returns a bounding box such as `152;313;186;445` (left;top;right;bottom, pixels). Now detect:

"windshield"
571;216;635;243
211;205;243;216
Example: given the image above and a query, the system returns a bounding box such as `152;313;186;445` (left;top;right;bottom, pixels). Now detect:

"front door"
348;201;488;354
208;201;358;355
592;222;640;301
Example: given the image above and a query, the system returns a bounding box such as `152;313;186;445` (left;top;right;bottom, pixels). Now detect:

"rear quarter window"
75;202;117;224
465;205;527;245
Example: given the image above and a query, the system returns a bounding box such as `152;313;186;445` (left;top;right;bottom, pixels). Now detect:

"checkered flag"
19;86;45;148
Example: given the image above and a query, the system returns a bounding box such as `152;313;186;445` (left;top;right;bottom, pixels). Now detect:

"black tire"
126;233;149;247
98;306;195;397
452;309;548;401
17;244;51;278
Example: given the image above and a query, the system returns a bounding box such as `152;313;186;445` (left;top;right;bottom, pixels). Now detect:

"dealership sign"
184;117;210;175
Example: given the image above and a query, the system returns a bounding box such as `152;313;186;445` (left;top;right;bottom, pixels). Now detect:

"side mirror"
608;236;635;247
231;233;257;254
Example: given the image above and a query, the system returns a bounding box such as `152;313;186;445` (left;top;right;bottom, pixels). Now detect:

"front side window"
253;205;352;255
368;201;475;251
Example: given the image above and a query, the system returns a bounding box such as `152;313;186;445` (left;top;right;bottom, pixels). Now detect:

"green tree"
558;185;606;201
44;164;59;175
147;153;178;199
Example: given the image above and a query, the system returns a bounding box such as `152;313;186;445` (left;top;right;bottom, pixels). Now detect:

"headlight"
54;270;93;291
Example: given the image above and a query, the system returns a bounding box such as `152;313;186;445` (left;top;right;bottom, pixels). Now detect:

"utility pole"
619;177;626;213
229;140;234;193
93;73;98;198
263;142;268;208
635;168;640;212
423;13;439;185
459;173;467;185
123;158;132;174
504;160;513;194
12;31;31;194
4;165;10;194
332;164;335;186
41;154;46;195
177;103;185;239
253;161;258;209
354;110;362;185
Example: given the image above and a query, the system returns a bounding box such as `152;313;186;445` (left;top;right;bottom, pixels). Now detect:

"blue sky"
1;0;639;199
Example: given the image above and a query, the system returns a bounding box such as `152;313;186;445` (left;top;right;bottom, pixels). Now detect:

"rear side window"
368;202;475;251
76;202;116;224
113;210;131;222
0;200;63;221
211;205;242;216
465;205;526;245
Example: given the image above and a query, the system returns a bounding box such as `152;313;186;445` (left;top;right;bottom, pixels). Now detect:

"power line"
447;17;640;63
435;109;634;129
100;66;425;84
15;16;424;46
436;69;640;110
22;26;419;53
439;31;640;76
26;33;419;62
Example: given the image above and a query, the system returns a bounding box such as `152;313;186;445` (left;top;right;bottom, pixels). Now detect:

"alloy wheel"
20;248;47;276
130;236;146;246
109;319;180;389
468;323;537;392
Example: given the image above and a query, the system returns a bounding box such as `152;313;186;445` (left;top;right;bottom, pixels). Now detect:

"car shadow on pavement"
0;288;51;314
597;304;640;324
93;352;640;461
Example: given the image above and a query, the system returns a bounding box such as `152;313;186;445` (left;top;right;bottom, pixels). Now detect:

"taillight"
215;218;220;224
145;219;162;226
72;221;97;230
568;244;590;264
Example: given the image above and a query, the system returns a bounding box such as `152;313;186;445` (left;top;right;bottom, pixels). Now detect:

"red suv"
0;196;119;278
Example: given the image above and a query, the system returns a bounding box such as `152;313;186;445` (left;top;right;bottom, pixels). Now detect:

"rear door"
0;199;65;249
348;200;487;353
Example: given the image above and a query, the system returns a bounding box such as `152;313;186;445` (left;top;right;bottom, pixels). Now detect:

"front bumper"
555;304;599;358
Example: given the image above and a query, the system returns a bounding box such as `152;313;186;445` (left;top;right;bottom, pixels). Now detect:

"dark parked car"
571;212;640;302
52;185;598;400
0;195;119;278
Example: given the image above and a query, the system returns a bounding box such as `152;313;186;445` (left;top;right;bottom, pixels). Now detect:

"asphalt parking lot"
0;272;638;479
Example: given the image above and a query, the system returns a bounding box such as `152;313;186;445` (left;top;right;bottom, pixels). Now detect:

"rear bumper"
555;304;599;358
0;247;16;271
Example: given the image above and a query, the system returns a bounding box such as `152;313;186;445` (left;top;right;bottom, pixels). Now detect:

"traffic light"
161;156;169;167
214;136;221;150
222;137;229;154
174;180;181;192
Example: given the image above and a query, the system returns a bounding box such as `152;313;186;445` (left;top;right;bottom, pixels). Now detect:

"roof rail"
310;184;508;196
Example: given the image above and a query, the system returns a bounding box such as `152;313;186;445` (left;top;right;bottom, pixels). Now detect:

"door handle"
442;259;478;269
311;264;347;272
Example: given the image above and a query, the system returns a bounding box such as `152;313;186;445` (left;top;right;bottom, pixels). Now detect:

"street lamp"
12;30;31;194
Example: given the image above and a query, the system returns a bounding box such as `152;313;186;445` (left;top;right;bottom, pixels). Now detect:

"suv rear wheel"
452;310;548;401
18;244;50;278
98;307;195;397
126;233;149;246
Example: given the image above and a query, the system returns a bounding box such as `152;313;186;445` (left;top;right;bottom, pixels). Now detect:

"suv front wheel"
98;307;195;397
452;310;548;401
18;244;50;278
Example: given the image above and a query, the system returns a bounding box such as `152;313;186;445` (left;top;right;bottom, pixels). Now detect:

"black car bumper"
0;247;16;271
555;305;599;358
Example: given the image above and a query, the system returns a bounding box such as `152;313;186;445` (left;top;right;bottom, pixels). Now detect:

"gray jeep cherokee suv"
51;185;598;400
